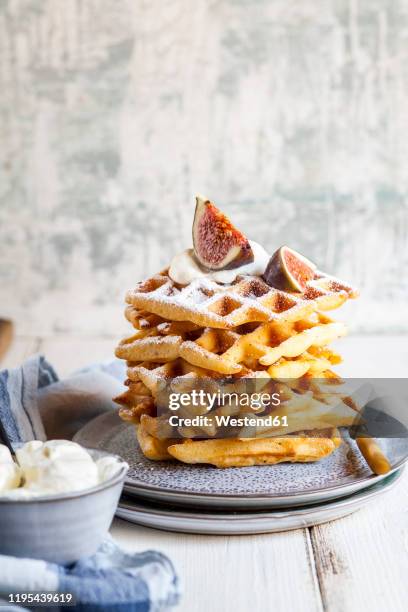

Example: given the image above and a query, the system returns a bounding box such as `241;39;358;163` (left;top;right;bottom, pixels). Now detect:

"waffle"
167;431;343;468
125;270;357;330
116;310;345;375
131;366;358;436
136;416;342;468
115;266;359;468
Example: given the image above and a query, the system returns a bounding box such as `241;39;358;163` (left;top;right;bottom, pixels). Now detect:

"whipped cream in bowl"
0;440;128;500
169;240;270;285
0;440;128;564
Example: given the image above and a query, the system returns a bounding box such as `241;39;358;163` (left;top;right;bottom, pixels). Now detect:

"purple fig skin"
192;196;254;270
222;241;253;270
263;246;315;292
263;249;293;291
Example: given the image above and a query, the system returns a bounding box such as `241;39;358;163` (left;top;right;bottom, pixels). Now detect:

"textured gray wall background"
0;0;407;335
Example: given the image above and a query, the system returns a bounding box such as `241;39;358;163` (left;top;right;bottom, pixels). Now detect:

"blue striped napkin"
0;536;179;611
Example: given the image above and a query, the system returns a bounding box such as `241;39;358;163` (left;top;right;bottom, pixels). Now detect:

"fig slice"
263;246;316;292
192;195;254;270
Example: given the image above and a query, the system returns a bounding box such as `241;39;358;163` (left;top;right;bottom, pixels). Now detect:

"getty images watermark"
166;389;288;429
155;378;408;440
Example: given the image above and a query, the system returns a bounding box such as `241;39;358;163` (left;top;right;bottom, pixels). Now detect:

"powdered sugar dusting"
126;269;357;329
137;336;181;345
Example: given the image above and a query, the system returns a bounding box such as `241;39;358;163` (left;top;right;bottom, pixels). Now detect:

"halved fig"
263;246;316;292
192;196;254;270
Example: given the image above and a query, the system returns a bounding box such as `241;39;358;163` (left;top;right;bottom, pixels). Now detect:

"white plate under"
115;468;403;535
74;411;408;510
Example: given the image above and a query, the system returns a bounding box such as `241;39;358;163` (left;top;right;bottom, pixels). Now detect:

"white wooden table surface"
3;335;408;612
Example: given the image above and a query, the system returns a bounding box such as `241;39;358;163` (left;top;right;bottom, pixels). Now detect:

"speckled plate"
115;469;404;534
74;411;408;510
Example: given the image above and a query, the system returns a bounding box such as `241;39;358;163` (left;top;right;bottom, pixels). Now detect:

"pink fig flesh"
263;246;316;292
192;196;254;270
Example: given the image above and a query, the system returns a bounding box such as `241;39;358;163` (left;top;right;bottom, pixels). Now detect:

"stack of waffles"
114;264;360;468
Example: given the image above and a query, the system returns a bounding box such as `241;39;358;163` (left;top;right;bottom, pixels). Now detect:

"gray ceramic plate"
115;468;404;535
74;411;408;510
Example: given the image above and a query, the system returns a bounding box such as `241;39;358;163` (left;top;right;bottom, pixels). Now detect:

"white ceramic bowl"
0;448;127;565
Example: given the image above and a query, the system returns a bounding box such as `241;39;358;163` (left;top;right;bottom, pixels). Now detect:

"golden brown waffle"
116;311;345;376
115;264;359;468
116;363;360;458
115;389;155;423
166;434;341;468
134;370;358;441
117;377;358;466
125;270;357;330
136;416;342;467
124;306;166;330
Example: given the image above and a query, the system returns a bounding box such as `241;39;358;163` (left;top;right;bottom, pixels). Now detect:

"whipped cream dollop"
169;240;270;284
0;446;21;492
0;440;127;499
